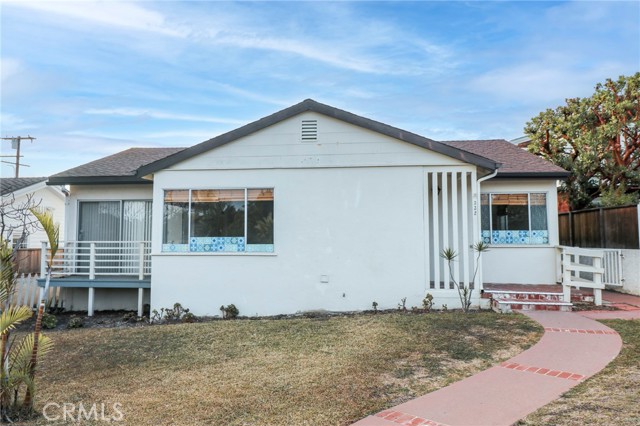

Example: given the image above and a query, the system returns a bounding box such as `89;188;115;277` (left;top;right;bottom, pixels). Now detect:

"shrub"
422;293;434;312
122;312;137;323
150;303;194;323
182;312;197;323
66;316;84;329
42;313;57;329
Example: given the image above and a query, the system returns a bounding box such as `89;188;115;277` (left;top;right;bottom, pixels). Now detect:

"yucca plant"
441;241;489;312
0;237;53;421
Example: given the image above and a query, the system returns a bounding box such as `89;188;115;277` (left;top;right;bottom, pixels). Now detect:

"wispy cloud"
4;0;187;37
0;113;35;132
468;62;626;103
5;1;455;76
0;57;21;83
84;108;245;125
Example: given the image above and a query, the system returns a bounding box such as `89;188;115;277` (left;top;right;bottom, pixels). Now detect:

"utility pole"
1;136;36;177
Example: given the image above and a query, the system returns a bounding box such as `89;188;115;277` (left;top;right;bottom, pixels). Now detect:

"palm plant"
0;237;53;420
441;242;489;312
21;208;59;409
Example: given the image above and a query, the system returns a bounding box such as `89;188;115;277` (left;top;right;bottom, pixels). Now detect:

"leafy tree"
525;73;640;210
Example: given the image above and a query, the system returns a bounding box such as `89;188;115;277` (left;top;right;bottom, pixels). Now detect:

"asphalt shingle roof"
1;177;48;196
441;139;569;178
48;147;186;184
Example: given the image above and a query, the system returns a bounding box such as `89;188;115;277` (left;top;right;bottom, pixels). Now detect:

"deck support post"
138;288;144;317
88;287;95;316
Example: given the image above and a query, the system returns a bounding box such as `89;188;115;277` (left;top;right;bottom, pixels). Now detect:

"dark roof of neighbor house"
48;147;186;185
441;139;569;178
136;99;500;177
1;177;48;196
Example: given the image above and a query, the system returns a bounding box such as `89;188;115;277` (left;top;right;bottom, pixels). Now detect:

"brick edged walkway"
352;310;627;426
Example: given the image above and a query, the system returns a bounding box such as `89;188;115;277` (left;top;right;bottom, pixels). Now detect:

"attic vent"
301;120;318;142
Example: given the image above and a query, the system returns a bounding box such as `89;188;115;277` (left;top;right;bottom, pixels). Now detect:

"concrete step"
484;290;564;302
492;298;573;313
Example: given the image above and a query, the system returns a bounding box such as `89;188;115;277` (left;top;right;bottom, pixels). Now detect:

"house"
46;99;568;316
1;177;66;249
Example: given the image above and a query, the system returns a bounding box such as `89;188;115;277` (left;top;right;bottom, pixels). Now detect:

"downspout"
474;169;499;294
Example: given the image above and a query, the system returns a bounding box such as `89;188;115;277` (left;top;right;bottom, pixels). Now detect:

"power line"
1;136;36;178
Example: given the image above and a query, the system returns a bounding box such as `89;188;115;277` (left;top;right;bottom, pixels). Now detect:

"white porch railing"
41;241;151;280
558;246;605;305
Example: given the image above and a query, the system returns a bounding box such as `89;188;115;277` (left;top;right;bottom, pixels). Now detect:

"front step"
491;297;573;313
483;290;564;302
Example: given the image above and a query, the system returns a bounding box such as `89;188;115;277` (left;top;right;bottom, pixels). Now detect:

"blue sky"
1;1;639;177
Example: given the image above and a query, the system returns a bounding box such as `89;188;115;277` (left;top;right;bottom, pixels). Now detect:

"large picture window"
162;188;274;253
480;193;548;245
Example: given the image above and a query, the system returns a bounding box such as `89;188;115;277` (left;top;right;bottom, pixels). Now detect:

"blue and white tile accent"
162;243;189;252
189;237;245;252
481;230;548;245
246;244;274;253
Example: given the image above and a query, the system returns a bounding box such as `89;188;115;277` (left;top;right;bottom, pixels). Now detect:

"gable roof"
1;177;48;196
441;139;569;178
136;99;499;177
46;101;569;185
48;147;186;185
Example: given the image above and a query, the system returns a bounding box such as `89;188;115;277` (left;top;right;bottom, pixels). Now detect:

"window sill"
154;252;277;257
487;244;553;248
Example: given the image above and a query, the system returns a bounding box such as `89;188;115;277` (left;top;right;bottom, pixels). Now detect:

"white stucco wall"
480;179;560;285
151;166;464;316
149;112;488;315
144;113;564;316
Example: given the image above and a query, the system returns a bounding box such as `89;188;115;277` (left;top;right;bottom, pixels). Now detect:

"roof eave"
47;176;152;185
494;171;570;180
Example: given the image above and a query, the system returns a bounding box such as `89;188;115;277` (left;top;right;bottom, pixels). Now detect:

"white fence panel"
8;274;60;309
602;249;623;286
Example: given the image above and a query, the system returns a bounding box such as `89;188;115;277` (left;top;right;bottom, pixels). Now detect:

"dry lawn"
27;312;541;425
518;319;640;426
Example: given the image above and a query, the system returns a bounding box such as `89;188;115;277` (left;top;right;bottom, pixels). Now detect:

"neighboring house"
0;177;66;249
46;99;568;316
510;136;532;148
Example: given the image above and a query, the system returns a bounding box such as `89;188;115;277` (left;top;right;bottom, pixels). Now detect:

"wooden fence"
13;248;42;275
559;204;640;249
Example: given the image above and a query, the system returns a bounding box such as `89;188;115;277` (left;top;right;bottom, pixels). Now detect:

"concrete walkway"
580;291;640;320
351;298;639;426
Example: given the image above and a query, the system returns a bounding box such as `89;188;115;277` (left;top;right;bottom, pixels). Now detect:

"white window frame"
162;187;274;254
481;191;550;246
